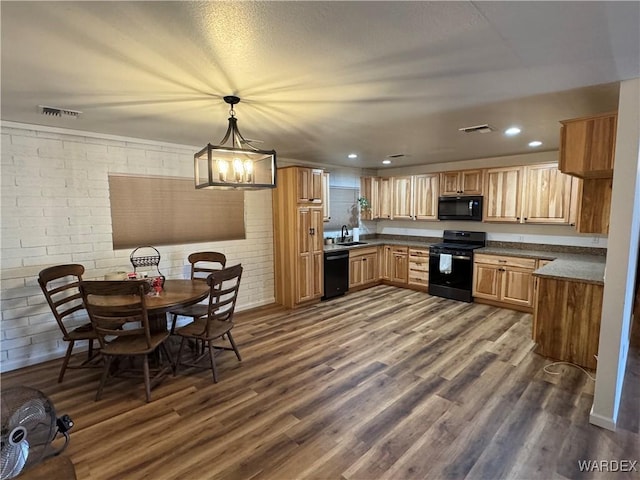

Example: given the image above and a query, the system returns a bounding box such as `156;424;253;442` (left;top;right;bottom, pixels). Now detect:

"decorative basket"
129;245;165;287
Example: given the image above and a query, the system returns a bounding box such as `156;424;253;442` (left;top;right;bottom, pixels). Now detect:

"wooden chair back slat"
80;280;152;349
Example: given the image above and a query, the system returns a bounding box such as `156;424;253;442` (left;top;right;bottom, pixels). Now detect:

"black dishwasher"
323;250;349;300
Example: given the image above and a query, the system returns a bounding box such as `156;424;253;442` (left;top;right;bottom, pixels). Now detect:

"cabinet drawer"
409;261;429;272
474;254;536;269
349;247;378;258
409;248;429;257
408;270;429;285
391;246;409;255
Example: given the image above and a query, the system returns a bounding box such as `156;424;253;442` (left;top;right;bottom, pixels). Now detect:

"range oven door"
428;251;474;302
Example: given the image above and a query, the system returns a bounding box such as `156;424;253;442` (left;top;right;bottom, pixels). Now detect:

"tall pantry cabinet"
273;166;325;308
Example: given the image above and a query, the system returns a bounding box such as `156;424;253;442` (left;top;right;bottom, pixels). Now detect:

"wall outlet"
518;235;525;242
592;236;600;245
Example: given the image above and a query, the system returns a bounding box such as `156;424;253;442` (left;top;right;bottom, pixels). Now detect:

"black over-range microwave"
437;195;483;221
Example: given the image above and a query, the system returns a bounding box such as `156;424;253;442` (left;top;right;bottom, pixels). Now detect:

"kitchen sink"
337;241;368;246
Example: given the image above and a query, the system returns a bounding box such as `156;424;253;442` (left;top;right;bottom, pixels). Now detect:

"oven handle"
431;253;471;261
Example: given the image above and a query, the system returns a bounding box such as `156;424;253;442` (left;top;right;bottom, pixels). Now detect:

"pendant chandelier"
195;95;277;189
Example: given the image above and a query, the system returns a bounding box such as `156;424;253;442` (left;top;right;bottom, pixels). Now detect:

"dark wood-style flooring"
2;285;639;479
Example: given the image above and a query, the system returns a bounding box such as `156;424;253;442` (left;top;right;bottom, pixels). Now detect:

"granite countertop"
477;247;606;285
323;238;436;253
323;239;606;285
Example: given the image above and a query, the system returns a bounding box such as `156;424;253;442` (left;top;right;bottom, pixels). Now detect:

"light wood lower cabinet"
473;253;537;311
533;276;603;370
379;245;408;283
408;248;429;288
391;246;409;284
295;207;324;304
349;247;378;289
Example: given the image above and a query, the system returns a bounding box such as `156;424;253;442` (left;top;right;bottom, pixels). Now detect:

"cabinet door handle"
309;227;315;235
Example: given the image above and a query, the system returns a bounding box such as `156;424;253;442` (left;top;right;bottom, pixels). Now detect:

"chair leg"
227;331;242;361
96;356;113;401
207;341;218;383
175;336;186;374
58;341;75;383
143;354;151;403
170;313;178;334
160;342;175;375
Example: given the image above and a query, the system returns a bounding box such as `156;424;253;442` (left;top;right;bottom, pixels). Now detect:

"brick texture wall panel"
1;123;276;371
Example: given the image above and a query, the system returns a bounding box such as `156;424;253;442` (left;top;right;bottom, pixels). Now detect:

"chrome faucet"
341;225;349;243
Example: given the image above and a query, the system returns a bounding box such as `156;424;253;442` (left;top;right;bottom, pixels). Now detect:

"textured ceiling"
1;1;638;169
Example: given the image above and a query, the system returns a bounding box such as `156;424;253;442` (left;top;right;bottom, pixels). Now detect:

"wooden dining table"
88;279;210;332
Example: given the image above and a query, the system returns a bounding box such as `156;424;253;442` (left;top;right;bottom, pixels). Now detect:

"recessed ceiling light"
528;140;542;147
382;159;391;165
348;153;358;159
505;127;521;136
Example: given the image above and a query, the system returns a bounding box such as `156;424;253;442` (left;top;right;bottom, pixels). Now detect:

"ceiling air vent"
387;153;406;158
38;105;82;119
458;124;494;134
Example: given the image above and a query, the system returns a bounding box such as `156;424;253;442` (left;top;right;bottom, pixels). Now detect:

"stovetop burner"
431;242;481;251
430;230;487;253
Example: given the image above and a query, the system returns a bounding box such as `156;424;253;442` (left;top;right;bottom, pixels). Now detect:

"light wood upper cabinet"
391;175;438;221
484;163;573;225
360;176;380;220
483;166;523;223
571;177;612;234
413;174;439;220
378;177;392;220
392;176;413;220
440;169;483;195
297;168;323;204
522;163;572;224
322;172;330;222
369;174;438;221
559;112;617;178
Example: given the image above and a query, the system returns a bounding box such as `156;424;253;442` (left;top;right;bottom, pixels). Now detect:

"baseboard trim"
589;406;617;431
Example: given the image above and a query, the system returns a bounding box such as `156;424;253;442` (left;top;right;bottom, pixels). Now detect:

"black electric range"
428;230;487;302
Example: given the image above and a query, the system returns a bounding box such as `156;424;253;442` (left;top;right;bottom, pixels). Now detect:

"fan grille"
1;387;57;480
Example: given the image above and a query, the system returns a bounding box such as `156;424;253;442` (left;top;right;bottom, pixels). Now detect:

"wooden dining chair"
79;280;173;402
174;264;243;382
169;252;226;333
38;264;100;382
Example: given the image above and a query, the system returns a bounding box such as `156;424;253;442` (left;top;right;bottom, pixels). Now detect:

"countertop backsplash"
358;233;606;256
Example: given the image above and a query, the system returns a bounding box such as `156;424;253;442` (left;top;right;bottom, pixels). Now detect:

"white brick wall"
0;122;275;372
